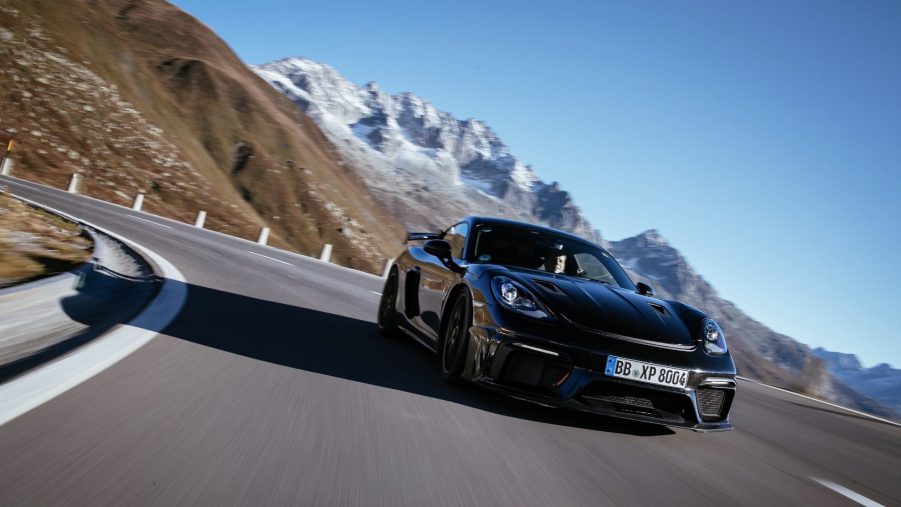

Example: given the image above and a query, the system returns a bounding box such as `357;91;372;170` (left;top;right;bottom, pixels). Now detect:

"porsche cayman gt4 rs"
377;217;736;431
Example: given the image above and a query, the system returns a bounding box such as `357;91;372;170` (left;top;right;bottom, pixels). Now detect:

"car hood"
502;268;696;346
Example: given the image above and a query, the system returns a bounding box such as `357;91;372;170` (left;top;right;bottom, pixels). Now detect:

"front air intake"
580;382;692;420
500;351;570;388
696;387;729;420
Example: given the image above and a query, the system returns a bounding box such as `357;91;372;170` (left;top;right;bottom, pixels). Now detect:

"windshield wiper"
571;274;610;285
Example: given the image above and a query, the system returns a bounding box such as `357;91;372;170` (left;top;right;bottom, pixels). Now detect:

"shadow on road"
0;262;157;384
60;277;673;437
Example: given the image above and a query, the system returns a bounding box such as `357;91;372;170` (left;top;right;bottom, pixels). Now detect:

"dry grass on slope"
0;189;92;288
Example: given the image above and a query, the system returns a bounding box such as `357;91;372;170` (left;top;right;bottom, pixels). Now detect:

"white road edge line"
810;477;883;507
127;214;174;229
246;251;292;266
1;178;43;191
0;196;187;427
736;376;901;428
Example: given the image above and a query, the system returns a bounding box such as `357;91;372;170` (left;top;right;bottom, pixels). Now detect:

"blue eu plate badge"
604;356;618;376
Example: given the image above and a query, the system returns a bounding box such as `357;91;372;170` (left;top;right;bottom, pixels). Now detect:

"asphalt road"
1;176;898;506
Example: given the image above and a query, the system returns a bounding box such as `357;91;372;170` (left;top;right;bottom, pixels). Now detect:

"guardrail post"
382;259;393;278
257;227;270;245
319;243;332;263
66;174;81;193
132;193;144;211
1;138;13;176
194;210;206;228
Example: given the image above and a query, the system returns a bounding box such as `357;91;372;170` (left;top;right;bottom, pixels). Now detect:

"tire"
377;268;400;337
440;289;472;383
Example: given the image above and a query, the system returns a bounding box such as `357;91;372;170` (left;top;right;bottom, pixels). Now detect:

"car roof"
461;216;595;245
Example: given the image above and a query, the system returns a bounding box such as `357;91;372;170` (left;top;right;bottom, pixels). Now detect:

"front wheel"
377;268;400;337
440;290;472;383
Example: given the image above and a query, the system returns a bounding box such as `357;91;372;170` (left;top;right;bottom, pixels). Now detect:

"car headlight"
491;276;549;319
702;318;728;355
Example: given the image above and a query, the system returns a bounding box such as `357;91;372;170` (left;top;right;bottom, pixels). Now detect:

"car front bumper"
464;324;737;432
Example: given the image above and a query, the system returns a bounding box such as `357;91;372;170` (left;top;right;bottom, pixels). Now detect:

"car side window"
444;222;469;260
572;252;618;285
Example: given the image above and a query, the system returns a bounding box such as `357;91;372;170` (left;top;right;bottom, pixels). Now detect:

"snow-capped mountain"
252;57;599;240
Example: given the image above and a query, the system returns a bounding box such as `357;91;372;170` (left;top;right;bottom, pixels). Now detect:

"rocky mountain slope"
0;0;403;272
814;348;901;415
253;58;600;241
256;57;896;419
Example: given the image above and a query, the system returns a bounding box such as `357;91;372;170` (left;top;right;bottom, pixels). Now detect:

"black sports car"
377;216;736;431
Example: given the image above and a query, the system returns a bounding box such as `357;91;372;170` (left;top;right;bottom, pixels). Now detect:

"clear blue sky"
172;0;901;367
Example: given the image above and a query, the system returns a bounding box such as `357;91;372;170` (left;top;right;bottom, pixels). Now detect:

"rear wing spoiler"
406;231;441;242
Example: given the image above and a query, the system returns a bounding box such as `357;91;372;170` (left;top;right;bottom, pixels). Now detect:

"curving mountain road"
0;176;898;506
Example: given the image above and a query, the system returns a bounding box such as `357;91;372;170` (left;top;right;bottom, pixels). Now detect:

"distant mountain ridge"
814;348;901;415
254;57;897;420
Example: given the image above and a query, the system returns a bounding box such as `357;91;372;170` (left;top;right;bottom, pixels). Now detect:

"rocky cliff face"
252;58;599;241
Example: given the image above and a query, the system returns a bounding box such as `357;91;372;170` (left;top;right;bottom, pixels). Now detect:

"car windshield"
469;224;636;290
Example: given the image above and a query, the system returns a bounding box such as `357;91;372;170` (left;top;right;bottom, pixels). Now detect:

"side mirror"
407;231;441;242
423;239;452;259
422;239;463;273
636;281;655;297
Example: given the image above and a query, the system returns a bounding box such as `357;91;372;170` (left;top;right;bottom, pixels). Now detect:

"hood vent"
648;302;668;316
533;279;562;294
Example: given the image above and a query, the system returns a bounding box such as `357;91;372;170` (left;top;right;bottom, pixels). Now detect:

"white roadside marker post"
67;174;81;193
257;227;270;245
319;244;332;263
0;138;13;176
194;210;207;228
132;193;144;211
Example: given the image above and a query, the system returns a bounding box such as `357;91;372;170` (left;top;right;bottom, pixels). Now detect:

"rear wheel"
377;269;400;337
440;290;472;383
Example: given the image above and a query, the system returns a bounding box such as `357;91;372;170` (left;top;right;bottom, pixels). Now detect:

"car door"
415;222;468;338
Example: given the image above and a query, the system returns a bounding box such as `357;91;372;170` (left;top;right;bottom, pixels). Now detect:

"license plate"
604;356;689;388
